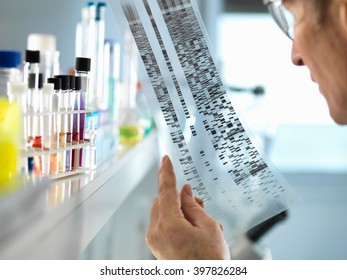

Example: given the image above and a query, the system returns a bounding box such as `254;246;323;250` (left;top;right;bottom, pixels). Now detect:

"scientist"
146;0;347;259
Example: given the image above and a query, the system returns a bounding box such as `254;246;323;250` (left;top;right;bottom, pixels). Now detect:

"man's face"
287;0;347;124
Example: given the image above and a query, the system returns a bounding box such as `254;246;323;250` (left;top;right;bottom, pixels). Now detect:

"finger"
180;184;214;228
148;197;159;229
194;196;204;208
158;155;182;219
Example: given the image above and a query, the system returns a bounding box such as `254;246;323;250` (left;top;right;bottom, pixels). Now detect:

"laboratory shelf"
0;132;159;259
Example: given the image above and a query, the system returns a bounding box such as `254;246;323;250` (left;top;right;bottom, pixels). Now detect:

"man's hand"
146;155;230;260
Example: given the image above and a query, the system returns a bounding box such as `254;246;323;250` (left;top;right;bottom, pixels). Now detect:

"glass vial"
0;50;22;98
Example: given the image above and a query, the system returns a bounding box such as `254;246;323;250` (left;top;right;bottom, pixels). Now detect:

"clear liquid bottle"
75;7;90;58
118;45;144;148
103;39;120;125
136;81;154;137
0;50;22;98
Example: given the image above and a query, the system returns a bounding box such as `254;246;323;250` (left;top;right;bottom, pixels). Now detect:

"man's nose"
291;41;305;66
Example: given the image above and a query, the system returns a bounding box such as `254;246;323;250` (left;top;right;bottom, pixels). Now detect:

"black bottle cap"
47;77;62;90
69;75;75;90
55;75;70;90
25;50;40;63
28;73;43;89
75;57;91;72
74;76;82;90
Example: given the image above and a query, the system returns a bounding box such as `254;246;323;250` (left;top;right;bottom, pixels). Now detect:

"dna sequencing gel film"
109;0;300;241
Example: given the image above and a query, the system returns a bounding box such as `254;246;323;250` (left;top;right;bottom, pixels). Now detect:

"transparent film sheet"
109;0;300;241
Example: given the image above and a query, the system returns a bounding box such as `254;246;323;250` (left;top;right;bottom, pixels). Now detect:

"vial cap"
28;73;43;89
7;81;26;95
87;2;106;20
47;77;62;90
75;57;91;72
25;50;40;63
74;76;82;90
0;50;22;68
27;33;56;52
69;75;75;90
55;75;70;90
42;83;54;95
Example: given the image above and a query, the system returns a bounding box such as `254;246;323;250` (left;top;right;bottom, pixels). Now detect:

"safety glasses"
263;0;295;40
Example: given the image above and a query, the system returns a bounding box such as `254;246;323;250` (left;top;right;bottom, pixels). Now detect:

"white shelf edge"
0;132;159;259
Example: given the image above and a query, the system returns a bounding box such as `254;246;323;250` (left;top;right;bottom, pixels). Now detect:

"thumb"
180;184;212;228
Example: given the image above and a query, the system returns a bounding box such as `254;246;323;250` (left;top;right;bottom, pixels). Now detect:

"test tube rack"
21;109;94;180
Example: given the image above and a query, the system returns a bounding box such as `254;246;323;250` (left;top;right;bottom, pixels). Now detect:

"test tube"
23;50;40;151
75;57;91;168
47;77;61;175
28;73;43;137
72;76;81;171
28;73;43;174
64;76;75;171
58;132;66;173
55;75;70;173
41;83;54;176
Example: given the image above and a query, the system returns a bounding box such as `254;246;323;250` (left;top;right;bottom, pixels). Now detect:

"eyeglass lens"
267;1;294;40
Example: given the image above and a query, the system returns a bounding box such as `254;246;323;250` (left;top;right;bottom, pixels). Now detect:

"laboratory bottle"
6;81;27;175
75;7;89;58
27;33;60;82
136;81;154;137
86;1;106;110
0;50;22;98
0;99;22;195
118;79;145;147
103;39;120;125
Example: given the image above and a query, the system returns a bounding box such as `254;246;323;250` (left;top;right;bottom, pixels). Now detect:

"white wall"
0;0;121;73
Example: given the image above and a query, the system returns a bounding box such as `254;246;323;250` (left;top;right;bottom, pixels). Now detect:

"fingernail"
162;155;168;162
185;185;193;197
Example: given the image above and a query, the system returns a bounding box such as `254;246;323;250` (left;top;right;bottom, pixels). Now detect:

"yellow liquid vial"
118;125;144;146
0;99;21;195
